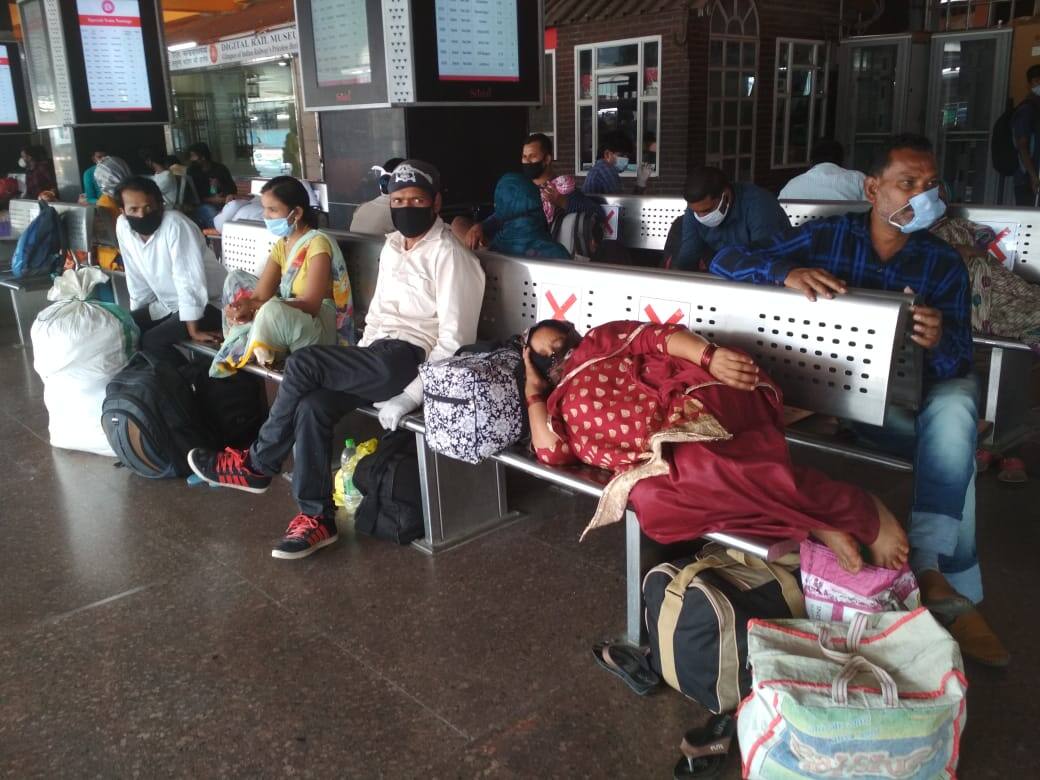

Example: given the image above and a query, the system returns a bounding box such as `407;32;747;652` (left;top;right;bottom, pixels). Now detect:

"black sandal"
673;713;735;779
591;642;661;696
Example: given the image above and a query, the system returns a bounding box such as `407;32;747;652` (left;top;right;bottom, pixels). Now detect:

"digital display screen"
435;0;519;82
20;0;61;126
411;0;542;105
0;46;18;125
76;0;152;112
295;0;388;110
312;0;372;87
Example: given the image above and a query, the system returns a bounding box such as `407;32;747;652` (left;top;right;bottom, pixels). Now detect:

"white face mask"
18;158;27;169
1032;85;1040;98
693;194;729;228
613;155;629;172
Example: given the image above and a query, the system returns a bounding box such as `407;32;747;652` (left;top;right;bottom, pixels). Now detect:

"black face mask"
521;160;546;180
391;205;436;238
126;210;163;236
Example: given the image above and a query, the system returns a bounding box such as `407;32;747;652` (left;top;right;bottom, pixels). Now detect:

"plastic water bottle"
335;438;363;514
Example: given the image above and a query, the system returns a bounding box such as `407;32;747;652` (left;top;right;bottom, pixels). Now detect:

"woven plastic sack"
738;609;966;779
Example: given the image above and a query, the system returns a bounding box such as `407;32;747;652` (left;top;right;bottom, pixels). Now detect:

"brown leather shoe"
917;570;1010;667
942;608;1010;668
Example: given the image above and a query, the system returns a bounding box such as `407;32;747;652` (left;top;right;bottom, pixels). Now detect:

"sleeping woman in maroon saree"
523;319;909;572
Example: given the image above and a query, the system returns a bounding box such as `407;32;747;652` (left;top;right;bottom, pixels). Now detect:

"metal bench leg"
10;289;25;347
625;509;643;646
982;347;1035;450
412;432;523;555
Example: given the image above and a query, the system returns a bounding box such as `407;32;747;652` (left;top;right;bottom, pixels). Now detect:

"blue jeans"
848;376;981;602
193;203;219;230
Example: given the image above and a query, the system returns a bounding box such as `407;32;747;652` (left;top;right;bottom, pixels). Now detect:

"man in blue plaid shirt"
711;134;1007;666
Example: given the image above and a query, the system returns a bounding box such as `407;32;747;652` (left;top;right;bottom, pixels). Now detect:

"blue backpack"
12;200;65;278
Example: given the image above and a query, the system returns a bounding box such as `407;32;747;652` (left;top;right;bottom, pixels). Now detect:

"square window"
724;100;738;126
742;42;757;68
726;41;741;67
597;43;639;68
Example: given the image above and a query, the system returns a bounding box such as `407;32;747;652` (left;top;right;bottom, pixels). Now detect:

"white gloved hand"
636;162;653;188
373;392;420;431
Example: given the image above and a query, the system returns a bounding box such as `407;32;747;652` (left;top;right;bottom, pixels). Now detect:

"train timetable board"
296;0;542;110
0;42;34;132
16;0;169;126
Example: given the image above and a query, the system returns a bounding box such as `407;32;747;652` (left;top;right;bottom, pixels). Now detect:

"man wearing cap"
187;160;486;560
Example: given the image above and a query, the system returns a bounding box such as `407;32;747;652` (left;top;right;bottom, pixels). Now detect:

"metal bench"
605;195;1039;450
1;199;97;346
186;223;919;642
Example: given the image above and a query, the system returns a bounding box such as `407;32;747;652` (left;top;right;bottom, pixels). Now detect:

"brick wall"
554;9;692;197
553;1;841;198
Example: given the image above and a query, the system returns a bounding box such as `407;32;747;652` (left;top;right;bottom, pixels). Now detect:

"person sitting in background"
524;318;909;572
141;149;181;206
664;166;790;271
114;176;226;363
456;134;603;250
20;145;57;200
709;133;1007;667
186;142;237;229
92;154;132;208
778;138;866;201
484;173;571;260
582;131;652;195
350;157;404;235
211;178;318;234
79;147;107;204
210;176;354;377
187;161;485;560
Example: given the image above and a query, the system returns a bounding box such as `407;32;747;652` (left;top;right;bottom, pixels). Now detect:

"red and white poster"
0;46;17;126
980;220;1020;271
639;297;691;328
537;287;581;323
601;204;621;240
77;0;152;112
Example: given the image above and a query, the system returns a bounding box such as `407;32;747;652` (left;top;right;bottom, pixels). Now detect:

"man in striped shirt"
711;133;1007;667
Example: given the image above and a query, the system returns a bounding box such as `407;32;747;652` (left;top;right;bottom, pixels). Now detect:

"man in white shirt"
188;160;486;560
349;157;404;235
778;139;866;202
115;176;226;363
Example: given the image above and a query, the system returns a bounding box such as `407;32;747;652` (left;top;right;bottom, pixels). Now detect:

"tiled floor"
1;332;1038;778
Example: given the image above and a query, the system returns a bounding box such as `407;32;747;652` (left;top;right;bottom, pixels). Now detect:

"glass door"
927;30;1011;204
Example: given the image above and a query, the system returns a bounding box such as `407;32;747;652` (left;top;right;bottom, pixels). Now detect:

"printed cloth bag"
738;609;967;780
799;540;921;623
420;349;524;464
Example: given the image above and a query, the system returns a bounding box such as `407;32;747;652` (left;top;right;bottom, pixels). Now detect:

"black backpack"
190;366;269;450
550;208;606;260
352;429;424;545
101;352;216;478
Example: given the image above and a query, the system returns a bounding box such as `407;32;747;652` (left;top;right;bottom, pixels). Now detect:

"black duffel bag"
352;430;424;545
642;544;804;714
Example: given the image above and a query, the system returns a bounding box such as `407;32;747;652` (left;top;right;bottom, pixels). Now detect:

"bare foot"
809;527;863;573
866;495;910;570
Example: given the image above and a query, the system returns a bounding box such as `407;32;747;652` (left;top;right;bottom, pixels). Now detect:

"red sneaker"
187;447;272;494
271;514;339;560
